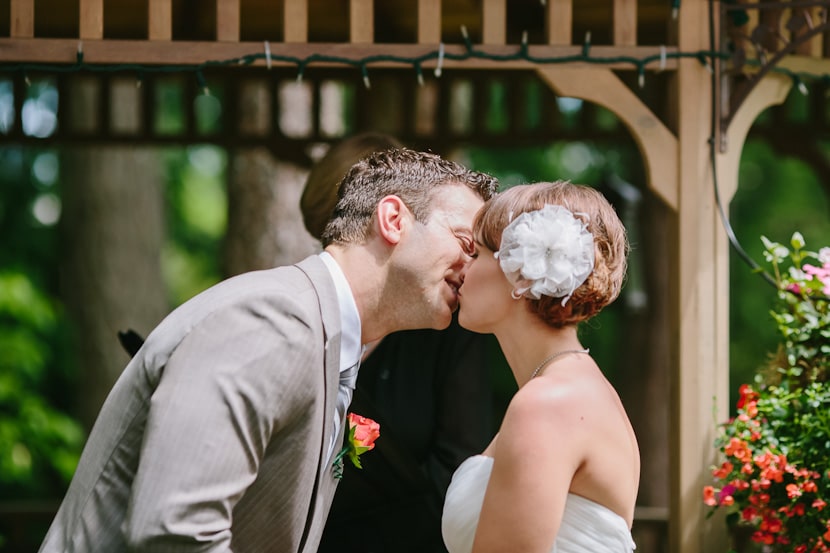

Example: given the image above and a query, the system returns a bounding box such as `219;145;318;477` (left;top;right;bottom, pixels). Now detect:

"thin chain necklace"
530;348;590;379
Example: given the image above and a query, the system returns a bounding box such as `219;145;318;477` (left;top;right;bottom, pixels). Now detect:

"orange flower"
703;486;717;507
333;412;381;478
713;461;733;479
704;377;830;549
726;437;752;462
347;413;380;451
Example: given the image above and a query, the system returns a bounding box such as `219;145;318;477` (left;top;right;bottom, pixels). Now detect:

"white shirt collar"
319;251;363;371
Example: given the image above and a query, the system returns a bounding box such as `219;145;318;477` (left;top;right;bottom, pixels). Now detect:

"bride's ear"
375;195;410;245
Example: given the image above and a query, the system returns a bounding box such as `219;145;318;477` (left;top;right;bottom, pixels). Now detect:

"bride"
442;181;640;553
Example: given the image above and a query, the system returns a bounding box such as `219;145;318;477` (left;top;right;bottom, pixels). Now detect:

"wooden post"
673;0;729;551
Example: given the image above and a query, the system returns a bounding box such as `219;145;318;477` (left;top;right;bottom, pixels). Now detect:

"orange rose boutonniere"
333;413;380;479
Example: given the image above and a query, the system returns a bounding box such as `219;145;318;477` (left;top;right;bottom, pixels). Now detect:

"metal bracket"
718;0;830;152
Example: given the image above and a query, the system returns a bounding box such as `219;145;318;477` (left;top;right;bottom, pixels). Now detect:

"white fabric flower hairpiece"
495;204;595;305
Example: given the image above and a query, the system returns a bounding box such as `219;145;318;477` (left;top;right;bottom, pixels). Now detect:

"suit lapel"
294;255;343;552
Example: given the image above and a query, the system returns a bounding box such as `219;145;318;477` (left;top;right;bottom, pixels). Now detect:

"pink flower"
348;413;380;451
333;413;380;477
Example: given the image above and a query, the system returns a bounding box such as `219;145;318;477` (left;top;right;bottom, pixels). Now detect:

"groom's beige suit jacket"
39;255;344;553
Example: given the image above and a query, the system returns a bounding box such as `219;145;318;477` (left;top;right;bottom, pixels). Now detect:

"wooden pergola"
3;1;828;551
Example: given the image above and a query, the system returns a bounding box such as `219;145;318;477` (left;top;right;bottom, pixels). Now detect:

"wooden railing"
1;0;677;67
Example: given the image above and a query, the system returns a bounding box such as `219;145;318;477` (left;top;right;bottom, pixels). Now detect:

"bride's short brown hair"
474;181;629;328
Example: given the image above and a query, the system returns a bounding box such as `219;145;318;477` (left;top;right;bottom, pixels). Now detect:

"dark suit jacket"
40;256;344;553
317;316;496;553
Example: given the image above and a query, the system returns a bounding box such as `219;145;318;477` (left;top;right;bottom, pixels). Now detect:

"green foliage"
0;271;84;498
161;146;226;304
759;233;830;387
707;382;830;552
728;139;830;405
706;234;830;551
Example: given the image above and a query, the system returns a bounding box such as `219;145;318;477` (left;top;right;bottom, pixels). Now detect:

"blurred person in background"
302;133;501;553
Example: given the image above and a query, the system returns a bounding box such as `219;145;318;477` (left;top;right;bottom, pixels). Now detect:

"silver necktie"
330;361;359;458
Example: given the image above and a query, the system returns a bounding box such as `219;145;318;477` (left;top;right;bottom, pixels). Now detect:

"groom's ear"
375;195;410;245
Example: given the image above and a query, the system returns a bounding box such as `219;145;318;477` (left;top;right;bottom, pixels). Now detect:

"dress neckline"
461;454;631;530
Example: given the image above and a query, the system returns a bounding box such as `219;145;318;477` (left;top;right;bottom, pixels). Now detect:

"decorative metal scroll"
719;0;830;152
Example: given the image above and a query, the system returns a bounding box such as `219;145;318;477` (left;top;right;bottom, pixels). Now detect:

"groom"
38;148;497;553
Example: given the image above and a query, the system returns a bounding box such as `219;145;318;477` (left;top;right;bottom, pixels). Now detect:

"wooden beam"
717;74;791;202
217;0;240;42
536;66;677;209
148;0;172;41
0;39;680;70
613;0;637;46
482;0;506;45
283;0;308;43
418;0;441;44
10;0;34;38
350;0;373;44
80;0;104;40
546;0;572;45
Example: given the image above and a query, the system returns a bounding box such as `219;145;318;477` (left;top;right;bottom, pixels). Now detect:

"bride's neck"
496;322;581;385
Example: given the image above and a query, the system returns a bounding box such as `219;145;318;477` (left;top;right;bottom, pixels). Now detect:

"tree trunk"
59;78;168;429
617;191;673;551
223;78;319;276
223;150;320;275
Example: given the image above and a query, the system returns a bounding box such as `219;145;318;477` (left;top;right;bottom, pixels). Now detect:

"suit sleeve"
122;295;318;552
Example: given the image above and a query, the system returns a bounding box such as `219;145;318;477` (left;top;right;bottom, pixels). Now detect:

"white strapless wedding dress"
442;455;636;553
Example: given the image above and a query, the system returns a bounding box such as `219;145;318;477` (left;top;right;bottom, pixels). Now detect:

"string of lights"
2;33;828;100
0;29;729;94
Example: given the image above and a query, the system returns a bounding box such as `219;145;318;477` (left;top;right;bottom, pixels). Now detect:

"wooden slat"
613;0;637;46
350;0;373;43
10;0;34;38
148;0;172;41
418;0;441;44
217;0;240;42
546;0;572;45
482;0;506;45
283;0;308;43
0;39;681;70
80;0;104;40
